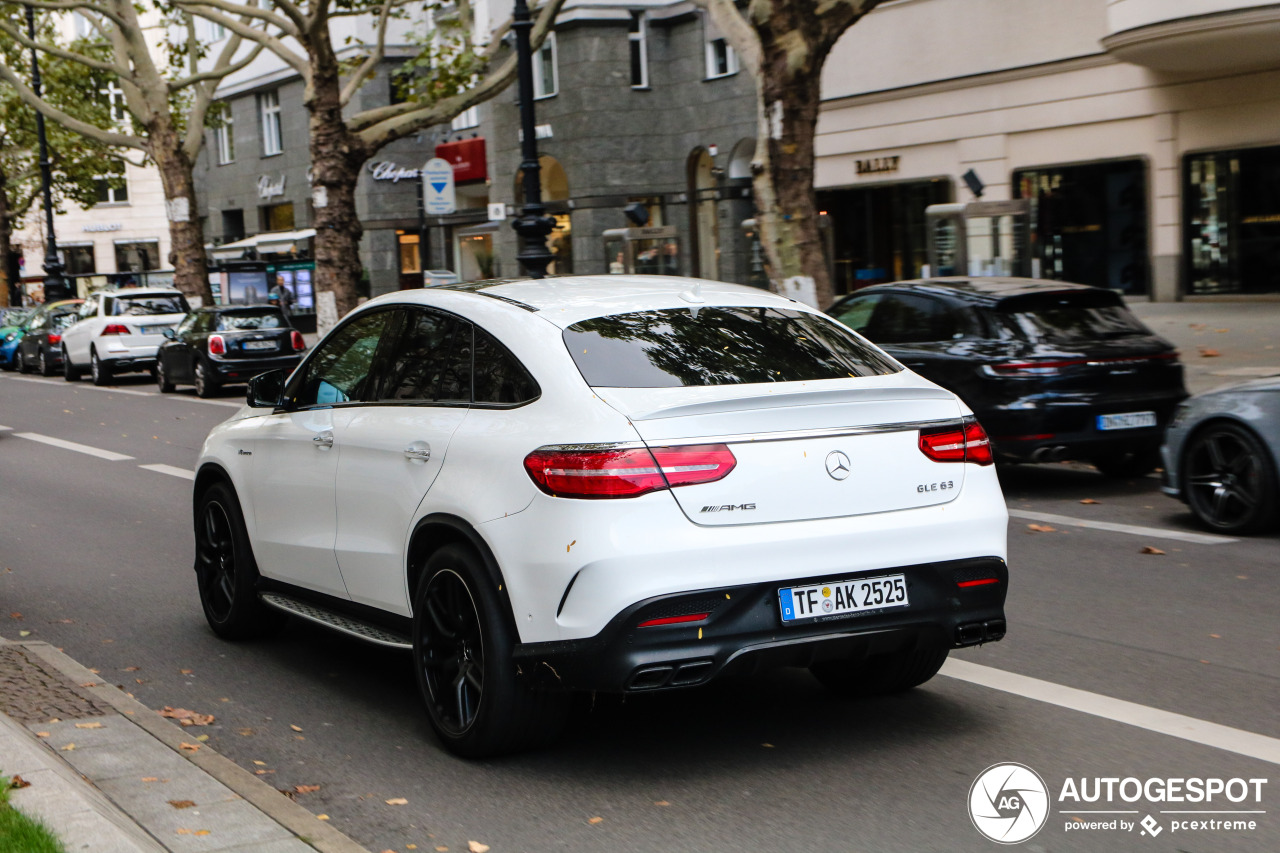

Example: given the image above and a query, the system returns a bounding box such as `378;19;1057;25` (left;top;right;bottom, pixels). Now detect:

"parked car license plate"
242;340;276;351
779;574;908;623
1097;411;1157;431
140;324;171;334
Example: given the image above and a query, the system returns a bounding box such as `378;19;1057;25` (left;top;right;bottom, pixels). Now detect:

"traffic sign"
422;158;456;215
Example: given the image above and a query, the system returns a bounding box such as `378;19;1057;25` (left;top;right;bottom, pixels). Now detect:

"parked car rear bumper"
209;354;303;383
984;391;1187;461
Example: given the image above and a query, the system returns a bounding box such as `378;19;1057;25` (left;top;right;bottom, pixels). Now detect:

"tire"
38;348;56;376
1182;422;1279;535
1090;445;1160;478
810;632;949;698
14;348;28;374
90;349;112;386
194;482;285;640
412;544;570;757
63;347;82;381
156;359;174;393
194;360;218;398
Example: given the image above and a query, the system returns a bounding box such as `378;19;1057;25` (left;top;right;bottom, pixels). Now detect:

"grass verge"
0;773;67;853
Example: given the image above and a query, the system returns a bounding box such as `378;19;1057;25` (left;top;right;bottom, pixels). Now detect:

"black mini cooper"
156;305;306;397
829;278;1188;477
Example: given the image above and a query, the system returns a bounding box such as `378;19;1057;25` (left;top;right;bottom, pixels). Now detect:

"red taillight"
957;578;1000;588
991;352;1179;376
919;420;993;466
208;334;226;355
637;613;710;628
100;324;130;336
47;334;61;345
523;444;736;499
290;330;305;351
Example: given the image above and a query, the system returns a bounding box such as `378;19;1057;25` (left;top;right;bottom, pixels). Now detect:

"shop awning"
208;228;315;260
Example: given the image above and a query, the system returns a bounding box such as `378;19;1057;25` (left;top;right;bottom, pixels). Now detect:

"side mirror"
163;328;178;340
247;369;286;409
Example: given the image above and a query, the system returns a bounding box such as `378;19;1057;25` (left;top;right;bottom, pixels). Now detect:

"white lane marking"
2;374;240;408
1009;509;1237;545
14;432;134;462
0;424;11;431
942;659;1280;766
138;463;195;480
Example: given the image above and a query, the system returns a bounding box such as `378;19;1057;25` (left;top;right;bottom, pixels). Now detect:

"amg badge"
701;503;756;513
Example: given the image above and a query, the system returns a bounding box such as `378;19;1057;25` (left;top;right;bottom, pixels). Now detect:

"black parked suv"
829;278;1188;477
156;305;306;397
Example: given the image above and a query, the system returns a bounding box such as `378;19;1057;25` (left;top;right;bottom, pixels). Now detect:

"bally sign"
855;156;900;176
367;161;420;183
434;138;487;183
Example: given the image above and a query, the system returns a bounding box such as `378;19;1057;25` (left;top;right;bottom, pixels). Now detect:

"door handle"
312;430;334;449
404;441;431;463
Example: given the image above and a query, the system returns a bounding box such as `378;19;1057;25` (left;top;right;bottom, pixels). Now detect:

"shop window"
62;245;96;276
398;231;422;289
514;155;571;274
457;233;495;281
706;37;738;79
221;209;245;242
261;202;295;232
1184;145;1280;296
259;89;283;156
114;240;160;272
688;148;719;279
214;102;235;164
629;12;648;89
533;33;557;99
95;161;128;204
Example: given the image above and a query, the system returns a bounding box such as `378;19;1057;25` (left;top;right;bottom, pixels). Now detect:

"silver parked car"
1161;378;1280;534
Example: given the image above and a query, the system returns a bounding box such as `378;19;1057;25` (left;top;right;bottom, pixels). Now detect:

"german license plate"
242;340;276;351
779;574;908;623
140;324;170;334
1097;411;1157;431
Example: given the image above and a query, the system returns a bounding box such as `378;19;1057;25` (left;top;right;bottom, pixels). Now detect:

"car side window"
78;297;98;321
831;295;880;334
864;294;959;344
291;311;393;408
377;308;471;404
473;326;539;405
176;314;198;335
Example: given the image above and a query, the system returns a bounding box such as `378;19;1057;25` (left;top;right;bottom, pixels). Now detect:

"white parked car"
62;287;190;385
193;276;1010;756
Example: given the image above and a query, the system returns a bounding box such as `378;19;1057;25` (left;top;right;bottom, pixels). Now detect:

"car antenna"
679;280;705;305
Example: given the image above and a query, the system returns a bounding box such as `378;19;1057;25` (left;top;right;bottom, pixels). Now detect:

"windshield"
563;306;900;388
987;292;1151;343
50;312;79;330
217;309;285;331
109;294;189;316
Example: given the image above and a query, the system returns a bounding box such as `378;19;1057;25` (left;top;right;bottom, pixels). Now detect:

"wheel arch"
407;514;516;630
1179;415;1280;493
193;462;236;525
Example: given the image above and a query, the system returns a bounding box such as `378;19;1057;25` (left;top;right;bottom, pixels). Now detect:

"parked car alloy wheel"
1183;422;1278;534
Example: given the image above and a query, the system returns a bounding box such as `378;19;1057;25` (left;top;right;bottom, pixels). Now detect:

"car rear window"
109;294;189;316
50;312;78;330
988;291;1151;343
563;306;900;388
216;309;286;331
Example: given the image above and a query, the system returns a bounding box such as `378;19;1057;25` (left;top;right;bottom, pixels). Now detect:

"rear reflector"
637;613;709;628
523;444;736;499
957;578;1000;588
208;334;226;355
919;419;994;466
100;324;130;336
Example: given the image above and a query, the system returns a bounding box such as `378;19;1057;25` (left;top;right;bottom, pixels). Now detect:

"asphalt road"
1;369;1276;853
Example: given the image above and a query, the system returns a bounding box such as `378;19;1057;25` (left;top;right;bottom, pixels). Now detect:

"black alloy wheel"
62;347;81;381
194;360;217;398
412;544;570;757
1183;422;1278;534
90;349;111;386
38;347;55;376
14;347;27;374
156;358;174;393
194;482;283;639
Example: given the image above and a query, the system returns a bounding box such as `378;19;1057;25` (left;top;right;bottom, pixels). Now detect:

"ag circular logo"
968;763;1050;844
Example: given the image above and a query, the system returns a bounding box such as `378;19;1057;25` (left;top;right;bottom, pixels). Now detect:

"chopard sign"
368;161;420;183
257;174;286;199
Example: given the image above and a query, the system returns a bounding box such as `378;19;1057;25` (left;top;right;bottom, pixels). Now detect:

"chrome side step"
259;593;412;650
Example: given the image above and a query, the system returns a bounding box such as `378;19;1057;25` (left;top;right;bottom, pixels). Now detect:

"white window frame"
214;103;235;165
532;33;558;99
705;36;739;79
451;106;480;131
629;12;649;90
95;162;129;205
72;12;95;38
260;90;283;156
100;80;127;127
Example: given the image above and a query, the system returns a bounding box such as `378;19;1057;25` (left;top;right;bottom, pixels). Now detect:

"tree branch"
0;20;133;77
696;0;761;74
12;0;130;30
174;4;307;73
339;0;398;106
171;0;297;37
0;62;145;150
169;37;263;91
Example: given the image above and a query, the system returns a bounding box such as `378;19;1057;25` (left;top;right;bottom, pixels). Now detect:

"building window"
1184;145;1280;296
259;89;282;156
532;33;557;99
115;240;160;272
221;209;245;242
706;37;738;79
95;161;128;204
451;106;480;131
72;12;95;38
198;17;226;41
62;245;96;276
214;103;235;165
261;202;295;232
629;12;648;89
101;80;126;125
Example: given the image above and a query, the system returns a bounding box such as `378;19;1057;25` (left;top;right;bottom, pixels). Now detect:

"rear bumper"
984;393;1187;461
209;355;302;383
511;556;1007;693
101;354;157;373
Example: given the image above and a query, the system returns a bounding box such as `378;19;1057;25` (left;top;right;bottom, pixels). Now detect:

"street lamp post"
510;0;555;279
25;5;70;302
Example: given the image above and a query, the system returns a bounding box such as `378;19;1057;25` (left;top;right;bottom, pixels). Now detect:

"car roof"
405;274;802;328
102;287;183;297
846;277;1106;305
196;303;280;312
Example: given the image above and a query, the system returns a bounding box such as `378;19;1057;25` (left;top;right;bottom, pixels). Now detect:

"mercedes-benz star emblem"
825;450;851;481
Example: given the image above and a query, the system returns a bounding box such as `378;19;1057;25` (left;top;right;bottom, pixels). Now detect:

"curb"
3;638;372;853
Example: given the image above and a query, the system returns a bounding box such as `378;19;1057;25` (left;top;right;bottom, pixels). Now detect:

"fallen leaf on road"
255;769;275;775
238;728;255;736
179;669;193;675
1079;498;1099;504
587;816;604;825
1214;328;1229;333
74;722;103;729
141;777;159;782
1198;347;1221;357
435;847;447;852
290;724;303;732
89;668;100;674
1027;524;1056;533
278;789;297;801
385;797;409;805
175;829;191;835
469;842;490;853
295;785;321;794
407;846;418;850
1189;323;1206;330
654;800;670;807
123;666;140;672
34;732;49;738
7;612;20;619
79;682;97;688
168;800;196;809
316;814;329;821
60;744;75;751
178;742;201;752
761;743;775;748
18;631;30;637
160;707;214;726
1140;546;1165;555
195;735;209;742
194;830;210;836
1209;634;1221;639
253;760;267;766
9;775;30;790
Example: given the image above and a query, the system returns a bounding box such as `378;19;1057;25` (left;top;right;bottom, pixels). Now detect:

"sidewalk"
0;637;370;853
1126;299;1280;395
